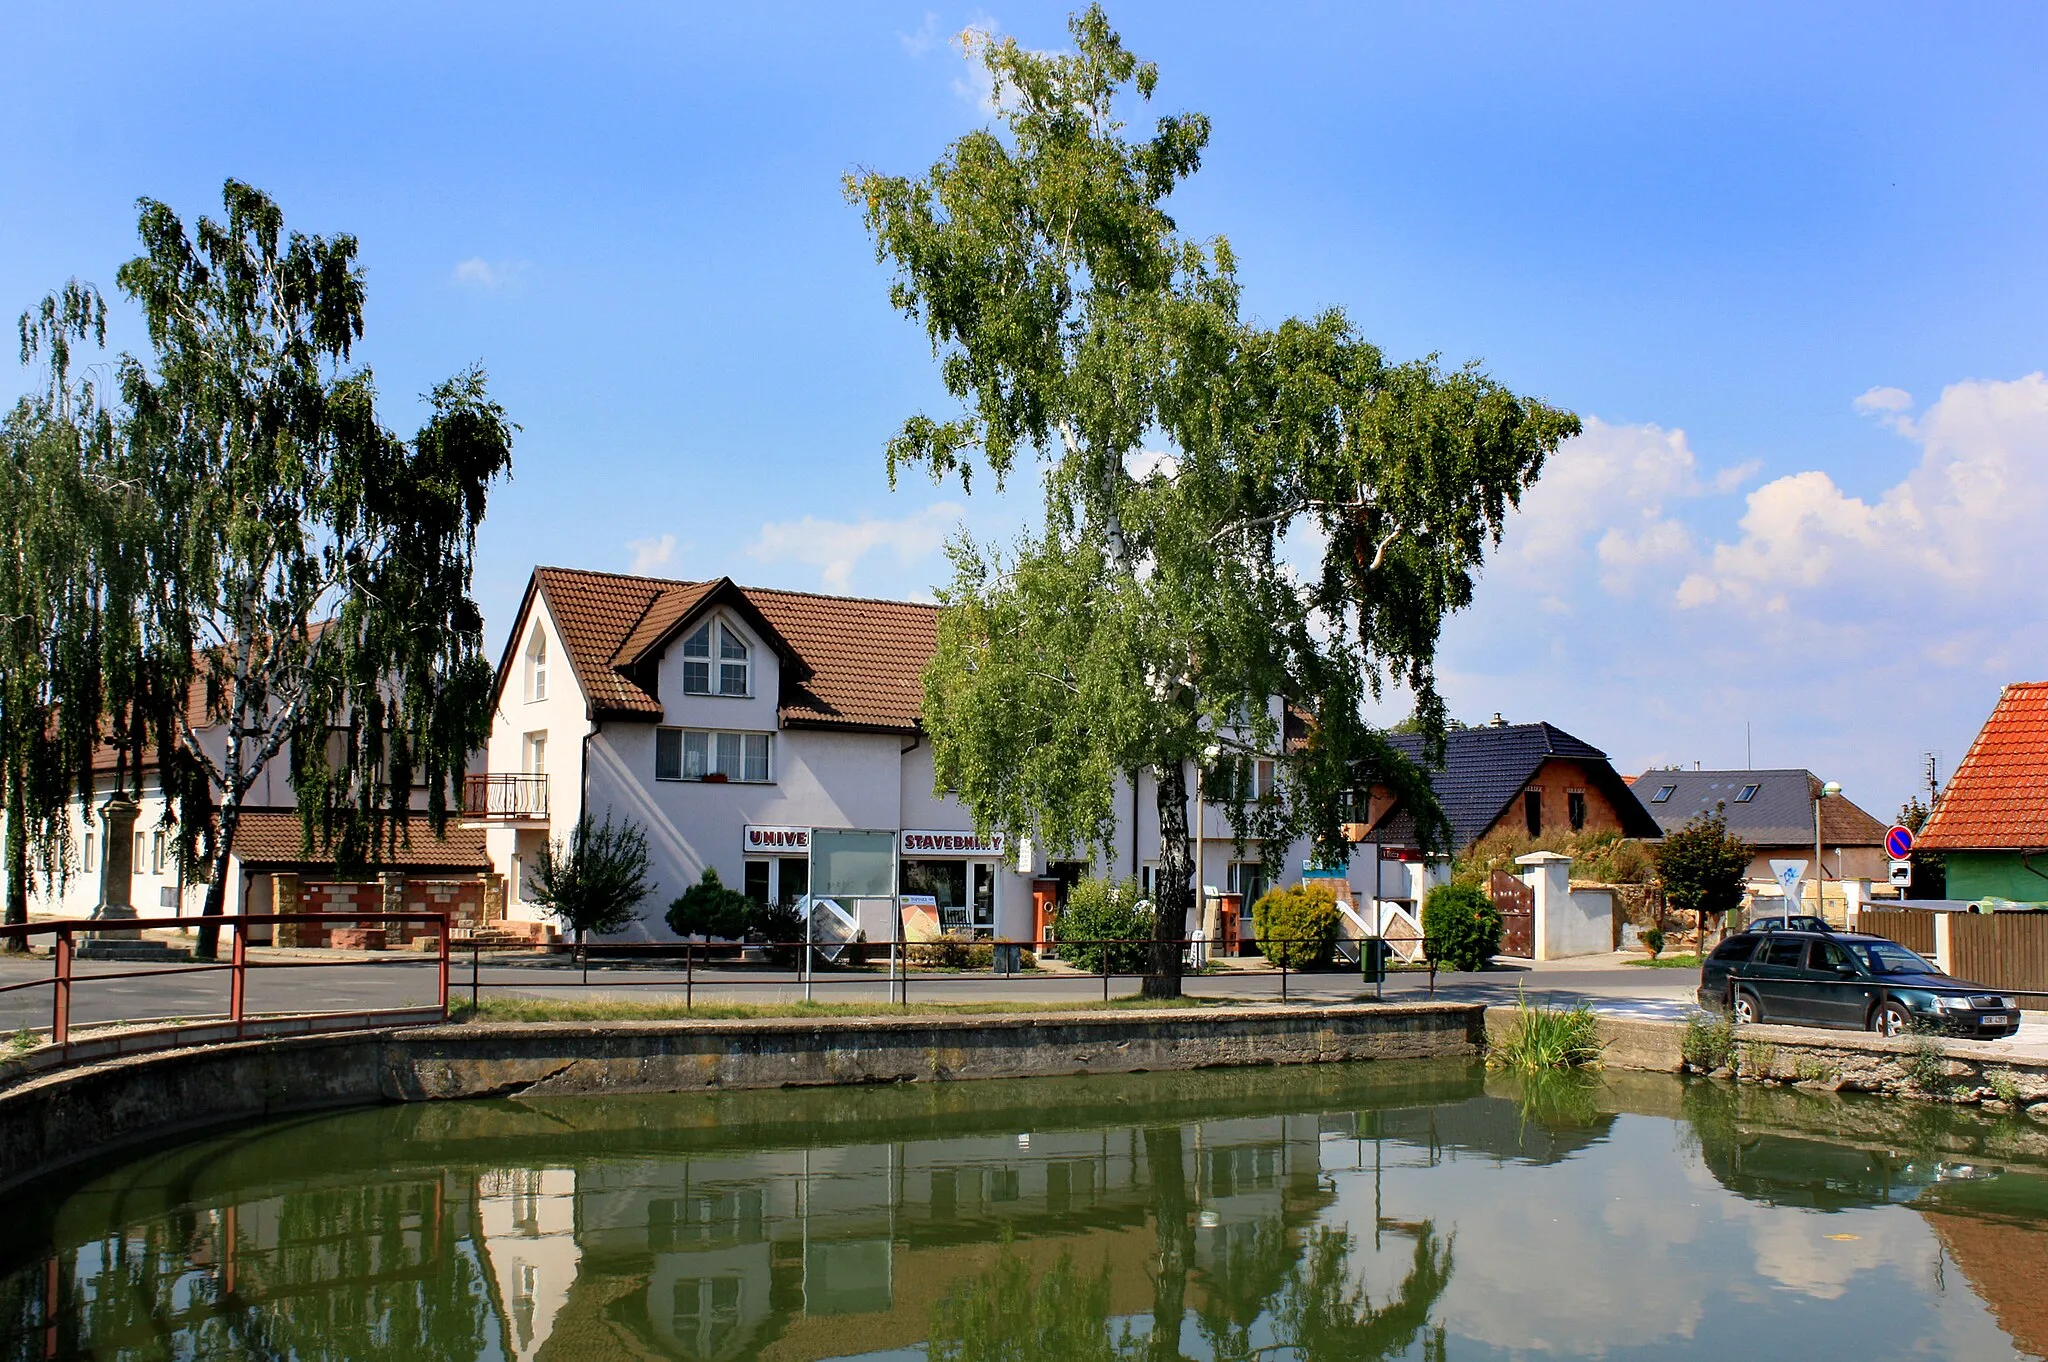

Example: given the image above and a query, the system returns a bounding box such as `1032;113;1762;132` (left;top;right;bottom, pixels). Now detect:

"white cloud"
746;502;965;592
1125;448;1180;481
1854;385;1913;414
626;533;677;576
901;11;942;56
451;257;530;293
952;19;1005;114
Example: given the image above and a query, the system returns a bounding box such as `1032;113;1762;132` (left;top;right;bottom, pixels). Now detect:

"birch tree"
115;181;513;958
850;8;1575;997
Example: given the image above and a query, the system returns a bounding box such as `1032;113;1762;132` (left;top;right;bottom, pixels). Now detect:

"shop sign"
901;828;1007;857
744;825;810;853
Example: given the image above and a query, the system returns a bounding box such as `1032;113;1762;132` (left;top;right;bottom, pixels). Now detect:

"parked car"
1742;914;1831;933
1698;929;2021;1038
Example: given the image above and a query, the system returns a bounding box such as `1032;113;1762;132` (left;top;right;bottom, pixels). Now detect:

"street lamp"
1814;779;1842;920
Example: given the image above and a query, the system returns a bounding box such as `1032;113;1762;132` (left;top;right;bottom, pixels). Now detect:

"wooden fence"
1951;912;2048;1011
1855;908;1936;957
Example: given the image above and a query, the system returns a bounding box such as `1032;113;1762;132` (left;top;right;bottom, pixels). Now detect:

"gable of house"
1369;722;1661;853
1918;682;2048;852
498;566;938;734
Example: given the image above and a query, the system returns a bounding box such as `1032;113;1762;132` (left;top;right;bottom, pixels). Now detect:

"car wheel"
1733;990;1759;1026
1872;1002;1911;1038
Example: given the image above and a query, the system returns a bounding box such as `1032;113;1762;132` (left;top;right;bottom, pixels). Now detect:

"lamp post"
1814;779;1842;921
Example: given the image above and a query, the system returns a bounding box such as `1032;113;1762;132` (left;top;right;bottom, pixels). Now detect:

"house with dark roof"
1917;682;2048;901
1629;768;1889;893
475;566;1386;945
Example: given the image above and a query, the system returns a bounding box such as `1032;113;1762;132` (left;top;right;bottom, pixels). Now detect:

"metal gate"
1491;870;1534;959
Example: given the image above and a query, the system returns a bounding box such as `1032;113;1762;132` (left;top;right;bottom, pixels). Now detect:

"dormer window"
682;619;750;696
526;627;549;702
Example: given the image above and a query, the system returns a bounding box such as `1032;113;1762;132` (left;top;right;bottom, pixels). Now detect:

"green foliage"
1250;881;1341;968
1057;877;1155;974
529;813;653;947
665;866;756;940
911;932;996;970
1642;925;1666;958
1655;808;1753;927
850;7;1576;997
1457;828;1655;885
1681;1010;1735;1071
1422;882;1501;971
1489;988;1603;1070
929;1241;1135;1362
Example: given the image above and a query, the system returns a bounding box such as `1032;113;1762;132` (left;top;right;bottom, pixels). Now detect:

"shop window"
657;729;772;782
777;857;808;906
1568;790;1587;832
744;859;771;904
1523;790;1542;838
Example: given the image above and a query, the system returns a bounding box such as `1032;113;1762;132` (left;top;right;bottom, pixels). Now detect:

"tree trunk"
1145;760;1191;999
1143;1125;1192;1361
2;774;27;952
194;800;242;961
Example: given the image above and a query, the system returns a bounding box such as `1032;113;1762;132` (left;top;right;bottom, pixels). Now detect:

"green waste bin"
1360;937;1391;984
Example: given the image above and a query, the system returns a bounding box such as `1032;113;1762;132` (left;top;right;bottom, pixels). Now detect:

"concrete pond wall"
0;1002;1483;1193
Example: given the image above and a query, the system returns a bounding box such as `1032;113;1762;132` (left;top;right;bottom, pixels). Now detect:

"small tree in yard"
529;813;653;956
1655;808;1752;945
1057;878;1154;975
666;866;756;941
1423;882;1502;972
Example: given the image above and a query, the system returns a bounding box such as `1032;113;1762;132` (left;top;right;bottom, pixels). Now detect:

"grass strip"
1624;954;1704;969
452;994;1236;1023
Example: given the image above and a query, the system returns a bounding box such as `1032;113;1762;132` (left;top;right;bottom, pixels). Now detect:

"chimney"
1488;712;1507;728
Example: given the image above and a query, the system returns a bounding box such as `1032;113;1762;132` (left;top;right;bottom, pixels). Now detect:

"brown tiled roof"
1918;682;2048;850
520;567;936;733
230;810;490;870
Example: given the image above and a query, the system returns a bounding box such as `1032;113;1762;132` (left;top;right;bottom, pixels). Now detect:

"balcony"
462;773;550;825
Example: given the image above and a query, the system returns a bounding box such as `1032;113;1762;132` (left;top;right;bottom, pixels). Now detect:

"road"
0;948;1703;1033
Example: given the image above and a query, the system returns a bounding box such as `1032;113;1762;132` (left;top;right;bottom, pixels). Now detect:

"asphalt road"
0;949;1703;1034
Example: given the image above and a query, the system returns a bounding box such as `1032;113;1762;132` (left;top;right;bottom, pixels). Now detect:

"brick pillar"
379;871;406;942
481;873;506;927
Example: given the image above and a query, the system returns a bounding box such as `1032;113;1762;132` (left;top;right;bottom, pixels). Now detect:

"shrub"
1422;882;1502;972
910;932;994;970
666;867;757;941
1057;878;1154;974
1489;988;1602;1070
1642;926;1666;959
757;900;804;965
1681;1010;1735;1071
1250;882;1341;969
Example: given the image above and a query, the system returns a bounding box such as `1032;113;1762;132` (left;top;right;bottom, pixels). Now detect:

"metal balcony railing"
463;772;550;822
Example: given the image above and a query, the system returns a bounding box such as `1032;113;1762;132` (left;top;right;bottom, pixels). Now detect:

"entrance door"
1491;871;1534;958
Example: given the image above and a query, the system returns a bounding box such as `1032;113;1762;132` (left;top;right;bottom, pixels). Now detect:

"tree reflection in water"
929;1122;1455;1362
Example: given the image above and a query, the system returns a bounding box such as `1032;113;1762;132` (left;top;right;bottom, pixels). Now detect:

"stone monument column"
93;793;142;938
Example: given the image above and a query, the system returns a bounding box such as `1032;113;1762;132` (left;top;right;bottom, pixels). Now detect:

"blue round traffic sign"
1885;824;1914;859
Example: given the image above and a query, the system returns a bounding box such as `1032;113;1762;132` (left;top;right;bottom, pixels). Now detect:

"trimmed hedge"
1250;882;1341;969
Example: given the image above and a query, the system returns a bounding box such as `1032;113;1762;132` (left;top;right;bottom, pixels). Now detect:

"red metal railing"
0;912;450;1064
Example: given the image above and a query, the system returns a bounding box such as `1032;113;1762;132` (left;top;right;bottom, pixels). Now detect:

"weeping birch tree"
114;181;514;958
850;7;1576;996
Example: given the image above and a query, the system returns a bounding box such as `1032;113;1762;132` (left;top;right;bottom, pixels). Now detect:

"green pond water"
6;1062;2048;1360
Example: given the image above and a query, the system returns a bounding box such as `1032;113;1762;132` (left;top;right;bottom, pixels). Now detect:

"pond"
4;1061;2048;1360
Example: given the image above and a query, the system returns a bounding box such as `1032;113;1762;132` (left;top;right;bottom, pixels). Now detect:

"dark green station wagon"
1698;929;2022;1039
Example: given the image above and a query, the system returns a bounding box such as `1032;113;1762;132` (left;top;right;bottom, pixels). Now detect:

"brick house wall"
1477;759;1634;843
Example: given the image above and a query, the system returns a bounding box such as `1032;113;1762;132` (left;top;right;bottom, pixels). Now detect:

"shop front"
742;825;812;907
899;829;1007;938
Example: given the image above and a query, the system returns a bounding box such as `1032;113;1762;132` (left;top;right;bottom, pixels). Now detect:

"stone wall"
0;1003;1484;1193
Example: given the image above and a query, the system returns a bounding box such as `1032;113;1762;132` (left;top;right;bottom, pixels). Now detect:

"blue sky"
5;2;2046;822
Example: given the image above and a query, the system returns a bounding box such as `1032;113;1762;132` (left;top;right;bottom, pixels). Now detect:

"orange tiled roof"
231;810;490;870
1918;682;2048;850
524;567;936;733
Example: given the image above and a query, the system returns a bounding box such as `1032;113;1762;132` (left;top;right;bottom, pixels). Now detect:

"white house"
472;567;1382;946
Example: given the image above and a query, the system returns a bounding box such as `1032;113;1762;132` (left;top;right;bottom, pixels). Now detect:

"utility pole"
1924;752;1940;807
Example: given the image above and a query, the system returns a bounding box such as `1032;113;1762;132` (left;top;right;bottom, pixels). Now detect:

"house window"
656;728;772;782
1650;784;1676;803
135;832;148;874
718;624;749;695
152;830;169;874
1523;790;1542;838
1735;783;1760;803
83;830;95;874
526;627;549;702
1140;863;1160;899
1253;759;1276;800
682;620;751;696
524;731;548;775
1568;790;1587;832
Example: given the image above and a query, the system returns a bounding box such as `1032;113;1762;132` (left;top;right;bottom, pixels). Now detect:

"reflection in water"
4;1063;2048;1359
